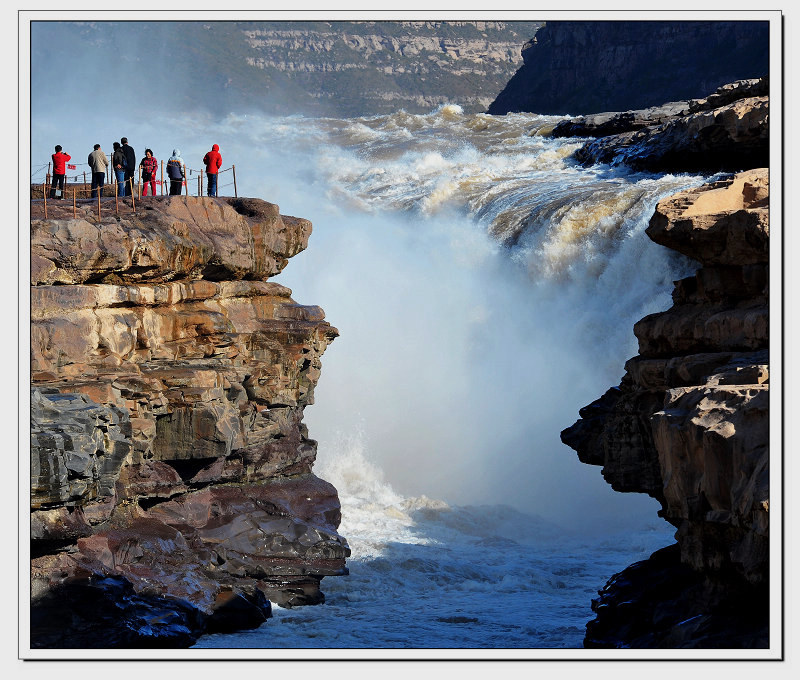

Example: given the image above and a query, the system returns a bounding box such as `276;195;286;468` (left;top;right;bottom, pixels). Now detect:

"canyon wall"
239;20;542;115
29;196;349;647
559;86;770;646
31;21;541;117
488;21;769;116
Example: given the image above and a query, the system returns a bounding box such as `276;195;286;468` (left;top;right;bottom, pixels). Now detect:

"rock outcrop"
561;169;769;648
29;196;349;648
488;21;769;116
569;78;769;173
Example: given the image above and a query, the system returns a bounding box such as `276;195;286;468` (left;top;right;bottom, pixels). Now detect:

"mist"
28;24;689;538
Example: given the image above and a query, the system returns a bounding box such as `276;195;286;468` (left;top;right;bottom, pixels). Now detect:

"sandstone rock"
29;197;348;647
552;101;692;138
647;169;769;266
561;168;770;647
573;96;769;173
552;78;768;139
31;196;311;285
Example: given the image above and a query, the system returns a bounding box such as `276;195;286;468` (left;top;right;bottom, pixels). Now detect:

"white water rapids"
177;105;712;649
31;103;714;650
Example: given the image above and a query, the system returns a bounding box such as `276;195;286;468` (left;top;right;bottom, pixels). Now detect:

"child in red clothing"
139;149;159;196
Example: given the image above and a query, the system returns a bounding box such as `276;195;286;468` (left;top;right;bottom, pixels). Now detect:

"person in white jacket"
88;143;109;198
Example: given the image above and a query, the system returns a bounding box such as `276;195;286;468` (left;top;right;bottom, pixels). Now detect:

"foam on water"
194;431;675;649
32;104;708;649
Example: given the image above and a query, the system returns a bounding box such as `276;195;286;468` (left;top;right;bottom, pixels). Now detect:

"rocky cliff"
31;20;541;117
239;20;542;115
560;137;770;645
566;78;769;174
29;196;349;648
488;21;769;116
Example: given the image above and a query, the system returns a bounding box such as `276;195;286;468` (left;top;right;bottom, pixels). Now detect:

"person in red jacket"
139;149;159;197
50;145;71;199
202;143;222;197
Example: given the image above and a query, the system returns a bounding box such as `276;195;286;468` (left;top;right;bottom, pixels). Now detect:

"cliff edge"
561;169;769;647
29;196;349;648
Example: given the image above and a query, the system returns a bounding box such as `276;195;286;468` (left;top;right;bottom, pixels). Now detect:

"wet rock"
30;576;209;649
585;544;768;649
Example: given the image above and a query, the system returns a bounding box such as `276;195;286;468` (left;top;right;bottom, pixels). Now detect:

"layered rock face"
488;21;769;116
29;196;349;648
569;78;769;173
32;21;541;118
561;169;769;647
240;20;543;115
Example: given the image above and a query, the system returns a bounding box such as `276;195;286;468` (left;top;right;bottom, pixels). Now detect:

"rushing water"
30;102;711;651
176;105;715;650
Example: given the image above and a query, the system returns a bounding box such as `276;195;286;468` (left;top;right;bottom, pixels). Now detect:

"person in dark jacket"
50;145;71;199
139;149;159;197
202;143;222;197
112;142;126;197
87;144;108;198
166;149;185;196
121;137;136;196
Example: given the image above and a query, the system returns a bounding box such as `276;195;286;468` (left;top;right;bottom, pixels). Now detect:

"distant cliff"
239;20;542;115
488;21;769;116
30;196;348;647
31;20;541;117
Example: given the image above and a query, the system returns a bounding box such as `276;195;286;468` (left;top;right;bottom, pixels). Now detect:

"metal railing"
31;158;239;220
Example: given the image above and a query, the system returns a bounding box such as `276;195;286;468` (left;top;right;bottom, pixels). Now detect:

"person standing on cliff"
112;142;126;197
202;143;222;197
87;143;108;199
50;145;71;199
166;148;185;196
139;148;159;197
121;137;136;196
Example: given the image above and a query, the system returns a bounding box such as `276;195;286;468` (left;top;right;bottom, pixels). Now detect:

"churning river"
171;105;716;651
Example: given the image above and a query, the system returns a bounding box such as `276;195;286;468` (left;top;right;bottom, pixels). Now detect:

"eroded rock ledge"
561;78;769;173
30;196;349;648
561;169;769;648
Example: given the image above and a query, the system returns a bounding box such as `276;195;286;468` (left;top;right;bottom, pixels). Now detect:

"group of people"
49;139;223;199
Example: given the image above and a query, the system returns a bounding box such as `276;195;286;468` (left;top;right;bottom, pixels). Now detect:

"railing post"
160;160;164;196
43;184;47;219
138;166;142;199
200;169;204;197
130;178;136;213
232;165;238;198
